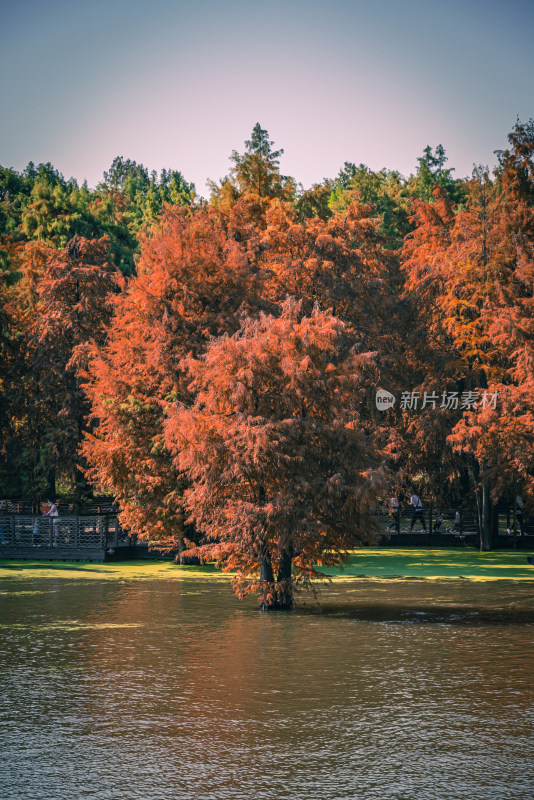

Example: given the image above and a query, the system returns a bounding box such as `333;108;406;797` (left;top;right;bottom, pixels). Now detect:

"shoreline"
1;547;534;581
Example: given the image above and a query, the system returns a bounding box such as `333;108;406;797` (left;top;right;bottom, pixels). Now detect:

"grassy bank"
1;547;533;581
323;548;534;580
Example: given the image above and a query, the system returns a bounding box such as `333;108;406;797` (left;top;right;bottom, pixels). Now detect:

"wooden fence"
0;505;531;561
0;497;118;515
0;514;127;560
376;506;534;541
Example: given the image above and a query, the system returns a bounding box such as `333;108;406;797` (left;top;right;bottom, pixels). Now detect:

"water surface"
1;571;533;799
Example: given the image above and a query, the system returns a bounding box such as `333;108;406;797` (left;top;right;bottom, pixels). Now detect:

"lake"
1;564;533;799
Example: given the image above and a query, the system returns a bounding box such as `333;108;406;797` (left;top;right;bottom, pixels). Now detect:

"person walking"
410;490;426;532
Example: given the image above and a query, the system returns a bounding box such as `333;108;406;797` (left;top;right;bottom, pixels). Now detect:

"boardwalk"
376;506;534;548
0;504;532;561
0;514;129;561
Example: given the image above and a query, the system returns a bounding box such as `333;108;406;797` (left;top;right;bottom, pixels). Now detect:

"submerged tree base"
259;596;293;611
258;580;294;611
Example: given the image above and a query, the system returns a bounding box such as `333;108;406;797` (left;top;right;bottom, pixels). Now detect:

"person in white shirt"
410;491;426;532
45;501;58;517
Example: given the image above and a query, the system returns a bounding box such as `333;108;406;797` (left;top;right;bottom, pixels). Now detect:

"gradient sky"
1;0;533;195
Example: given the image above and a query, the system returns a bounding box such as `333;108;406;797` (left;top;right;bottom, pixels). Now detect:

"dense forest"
1;121;533;604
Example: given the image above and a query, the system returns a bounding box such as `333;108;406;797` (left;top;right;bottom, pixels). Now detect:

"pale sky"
1;0;533;195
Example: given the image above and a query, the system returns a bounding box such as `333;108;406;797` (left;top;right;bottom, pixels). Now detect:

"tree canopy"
2;119;534;599
166;299;384;609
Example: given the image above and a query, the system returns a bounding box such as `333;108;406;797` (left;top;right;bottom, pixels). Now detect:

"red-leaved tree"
82;205;263;546
165;299;385;609
15;235;121;499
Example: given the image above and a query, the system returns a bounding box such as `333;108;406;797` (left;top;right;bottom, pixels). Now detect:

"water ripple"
0;577;533;799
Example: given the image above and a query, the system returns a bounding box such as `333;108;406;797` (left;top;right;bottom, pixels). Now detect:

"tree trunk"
258;548;293;611
490;503;499;548
275;549;293;611
47;467;56;501
480;460;491;551
258;550;275;611
173;538;201;565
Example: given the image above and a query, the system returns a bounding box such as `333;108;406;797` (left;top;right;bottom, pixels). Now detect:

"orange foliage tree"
0;254;26;495
82;205;264;546
165;299;384;609
402;120;534;548
83;191;397;553
449;122;534;540
17;235;121;499
399;188;473;507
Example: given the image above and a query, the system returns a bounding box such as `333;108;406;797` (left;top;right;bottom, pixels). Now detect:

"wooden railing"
376;507;533;538
0;498;118;515
0;515;125;550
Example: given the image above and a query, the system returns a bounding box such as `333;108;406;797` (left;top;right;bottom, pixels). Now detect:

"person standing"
45;500;58;517
516;495;525;535
410;490;426;532
45;499;59;545
388;495;400;533
434;511;444;532
32;517;40;545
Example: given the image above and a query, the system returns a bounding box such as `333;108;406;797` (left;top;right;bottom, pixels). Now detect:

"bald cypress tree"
166;299;384;610
229;123;293;199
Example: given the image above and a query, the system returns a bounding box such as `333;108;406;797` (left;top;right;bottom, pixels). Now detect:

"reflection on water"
0;576;533;800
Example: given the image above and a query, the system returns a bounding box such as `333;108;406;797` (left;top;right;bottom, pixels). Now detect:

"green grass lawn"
0;559;224;581
322;547;534;580
1;547;533;581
